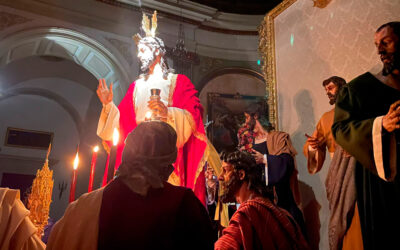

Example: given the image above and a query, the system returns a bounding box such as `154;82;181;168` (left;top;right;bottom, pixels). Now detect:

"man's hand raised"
96;79;113;105
383;100;400;132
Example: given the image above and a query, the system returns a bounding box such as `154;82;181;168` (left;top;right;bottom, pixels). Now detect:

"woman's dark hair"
244;103;274;132
220;150;273;199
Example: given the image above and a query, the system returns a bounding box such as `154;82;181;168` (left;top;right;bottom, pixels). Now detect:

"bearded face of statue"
218;161;242;203
137;42;157;72
324;81;339;105
375;26;400;76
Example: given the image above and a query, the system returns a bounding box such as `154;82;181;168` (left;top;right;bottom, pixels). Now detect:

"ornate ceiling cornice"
97;0;260;35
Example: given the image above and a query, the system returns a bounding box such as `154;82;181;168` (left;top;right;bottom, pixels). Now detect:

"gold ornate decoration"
258;0;298;130
133;11;158;44
27;144;54;237
312;0;332;8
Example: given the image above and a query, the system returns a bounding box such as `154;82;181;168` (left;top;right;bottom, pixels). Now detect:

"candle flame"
73;152;79;170
113;128;119;146
93;146;99;152
145;111;152;120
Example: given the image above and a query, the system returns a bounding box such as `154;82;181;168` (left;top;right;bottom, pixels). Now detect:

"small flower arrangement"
237;124;255;153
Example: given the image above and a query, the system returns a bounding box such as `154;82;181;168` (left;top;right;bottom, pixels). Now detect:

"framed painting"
207;92;268;152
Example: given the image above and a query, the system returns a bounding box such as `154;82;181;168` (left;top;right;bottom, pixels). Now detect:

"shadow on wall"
299;181;321;250
291;89;322;250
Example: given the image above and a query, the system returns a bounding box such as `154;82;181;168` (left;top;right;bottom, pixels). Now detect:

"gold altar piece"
27;144;54;237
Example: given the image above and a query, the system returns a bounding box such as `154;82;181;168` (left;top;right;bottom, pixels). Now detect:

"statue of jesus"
96;11;207;204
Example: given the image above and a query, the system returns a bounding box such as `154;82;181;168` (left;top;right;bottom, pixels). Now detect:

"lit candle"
145;111;152;121
88;146;99;192
106;128;119;183
69;149;79;203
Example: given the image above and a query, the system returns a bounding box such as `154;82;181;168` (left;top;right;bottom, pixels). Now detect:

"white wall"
273;0;400;249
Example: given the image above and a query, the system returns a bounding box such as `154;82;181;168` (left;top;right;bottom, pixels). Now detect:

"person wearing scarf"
47;121;214;250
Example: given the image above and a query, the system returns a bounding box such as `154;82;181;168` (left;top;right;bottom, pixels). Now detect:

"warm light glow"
93;146;99;152
113;128;119;146
145;111;152;120
73;152;79;170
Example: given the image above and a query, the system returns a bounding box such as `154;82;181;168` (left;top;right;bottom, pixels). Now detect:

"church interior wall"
272;0;400;249
198;72;266;121
0;0;262;222
0;56;107;220
0;1;262;91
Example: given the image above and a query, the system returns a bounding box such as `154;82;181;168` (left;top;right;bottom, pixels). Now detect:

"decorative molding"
258;0;297;130
105;37;134;65
97;0;260;35
0;27;130;102
0;11;31;31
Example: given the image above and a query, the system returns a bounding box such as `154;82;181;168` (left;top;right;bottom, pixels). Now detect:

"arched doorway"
198;68;266;152
0;27;131;219
0;27;130;102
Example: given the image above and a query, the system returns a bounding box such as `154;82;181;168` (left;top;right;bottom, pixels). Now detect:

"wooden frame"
258;0;298;130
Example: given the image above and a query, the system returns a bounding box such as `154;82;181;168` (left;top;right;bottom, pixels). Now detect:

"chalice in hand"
149;88;162;121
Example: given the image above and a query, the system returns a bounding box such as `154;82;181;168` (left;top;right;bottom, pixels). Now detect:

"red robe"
215;197;309;250
105;74;207;205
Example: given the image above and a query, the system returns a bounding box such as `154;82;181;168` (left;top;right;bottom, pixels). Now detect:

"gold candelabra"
27;144;54;237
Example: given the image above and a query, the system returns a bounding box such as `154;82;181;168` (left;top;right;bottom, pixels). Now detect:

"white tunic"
97;74;193;148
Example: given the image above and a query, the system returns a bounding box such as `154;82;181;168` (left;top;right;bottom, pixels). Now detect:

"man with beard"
215;150;309;250
96;11;208;204
47;121;215;250
303;76;346;174
332;21;400;250
303;77;363;250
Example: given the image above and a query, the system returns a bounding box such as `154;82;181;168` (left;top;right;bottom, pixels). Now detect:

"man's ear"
238;169;245;181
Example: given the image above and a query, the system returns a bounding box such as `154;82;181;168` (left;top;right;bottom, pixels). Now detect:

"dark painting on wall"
5;127;53;150
207;92;268;153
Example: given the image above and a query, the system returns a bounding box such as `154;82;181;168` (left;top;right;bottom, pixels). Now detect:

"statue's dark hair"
244;103;274;132
376;21;400;37
220;150;273;199
322;76;346;89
